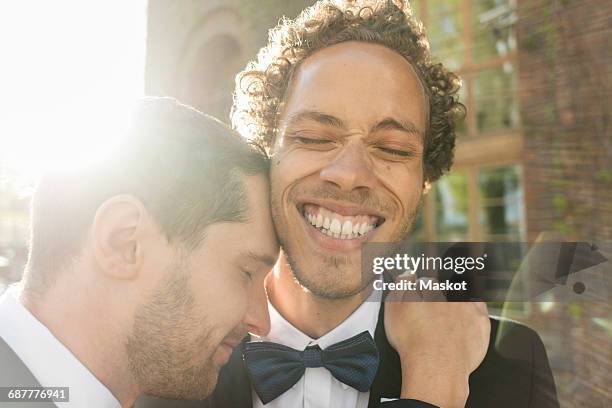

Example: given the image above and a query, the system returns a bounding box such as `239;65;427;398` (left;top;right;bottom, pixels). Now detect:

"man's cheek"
205;280;239;312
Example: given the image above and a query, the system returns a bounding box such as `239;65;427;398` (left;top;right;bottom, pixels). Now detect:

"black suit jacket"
0;336;57;408
137;302;559;408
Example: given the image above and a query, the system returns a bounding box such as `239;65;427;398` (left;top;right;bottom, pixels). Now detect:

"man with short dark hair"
0;97;279;407
203;1;558;407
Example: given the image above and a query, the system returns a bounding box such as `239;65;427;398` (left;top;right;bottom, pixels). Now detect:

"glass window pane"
435;171;469;241
479;165;524;240
473;64;519;133
472;0;517;63
473;26;517;62
426;0;464;70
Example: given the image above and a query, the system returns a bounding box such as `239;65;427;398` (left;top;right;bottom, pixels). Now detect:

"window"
414;0;520;138
473;64;519;133
426;0;464;71
472;0;518;63
419;165;525;242
479;165;524;241
435;171;469;241
412;0;525;243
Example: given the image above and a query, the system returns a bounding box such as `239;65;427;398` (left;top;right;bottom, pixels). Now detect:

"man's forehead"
280;41;428;130
297;41;418;73
293;41;424;91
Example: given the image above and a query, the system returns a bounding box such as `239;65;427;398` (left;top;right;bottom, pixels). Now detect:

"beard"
272;183;423;300
125;256;219;400
283;248;370;299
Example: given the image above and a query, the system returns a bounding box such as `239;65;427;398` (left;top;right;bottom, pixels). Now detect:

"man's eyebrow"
285;110;346;130
244;251;277;268
370;117;424;137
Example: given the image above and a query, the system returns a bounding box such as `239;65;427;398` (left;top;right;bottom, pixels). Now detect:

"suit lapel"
368;298;402;407
0;336;43;387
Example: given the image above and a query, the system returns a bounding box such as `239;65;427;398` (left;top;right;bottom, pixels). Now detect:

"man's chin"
146;372;217;401
292;267;369;300
140;353;220;401
281;231;374;298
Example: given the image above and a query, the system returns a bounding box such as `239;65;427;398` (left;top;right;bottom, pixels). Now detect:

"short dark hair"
25;97;269;289
231;0;465;182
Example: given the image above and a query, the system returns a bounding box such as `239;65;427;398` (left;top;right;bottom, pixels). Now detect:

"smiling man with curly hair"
139;1;559;407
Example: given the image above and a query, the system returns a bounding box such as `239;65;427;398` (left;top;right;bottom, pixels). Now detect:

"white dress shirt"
0;285;121;408
252;290;382;408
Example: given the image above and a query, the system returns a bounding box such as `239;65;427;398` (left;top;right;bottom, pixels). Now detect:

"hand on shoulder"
384;275;490;408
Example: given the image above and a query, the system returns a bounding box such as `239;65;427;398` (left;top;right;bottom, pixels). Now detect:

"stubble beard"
125;256;218;400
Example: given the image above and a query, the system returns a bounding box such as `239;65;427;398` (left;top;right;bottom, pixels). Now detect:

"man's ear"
91;195;149;280
423;180;432;195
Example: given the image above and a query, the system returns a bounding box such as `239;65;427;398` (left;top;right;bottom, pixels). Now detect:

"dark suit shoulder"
467;316;559;408
488;316;542;356
0;336;40;387
0;337;58;408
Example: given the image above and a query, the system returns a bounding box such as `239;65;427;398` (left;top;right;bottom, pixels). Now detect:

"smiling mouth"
300;203;385;240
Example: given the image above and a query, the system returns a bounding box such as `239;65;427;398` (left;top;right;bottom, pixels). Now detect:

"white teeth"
341;220;352;236
330;219;342;234
359;223;368;235
316;213;323;228
303;207;380;240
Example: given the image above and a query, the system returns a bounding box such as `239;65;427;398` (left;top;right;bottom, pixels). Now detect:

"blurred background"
1;0;610;406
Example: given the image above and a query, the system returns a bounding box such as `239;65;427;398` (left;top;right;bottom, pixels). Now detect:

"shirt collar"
257;289;381;350
0;285;121;408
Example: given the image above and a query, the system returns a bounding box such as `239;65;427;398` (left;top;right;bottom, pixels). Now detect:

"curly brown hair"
231;0;465;182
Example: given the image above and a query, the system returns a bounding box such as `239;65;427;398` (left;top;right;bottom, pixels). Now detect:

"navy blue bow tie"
243;330;379;404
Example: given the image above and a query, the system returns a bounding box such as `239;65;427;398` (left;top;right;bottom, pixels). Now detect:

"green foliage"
552;219;575;236
595;169;612;184
568;301;582;319
552;193;567;214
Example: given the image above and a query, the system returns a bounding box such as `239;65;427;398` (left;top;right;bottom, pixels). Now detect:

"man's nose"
243;282;271;337
319;142;376;192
